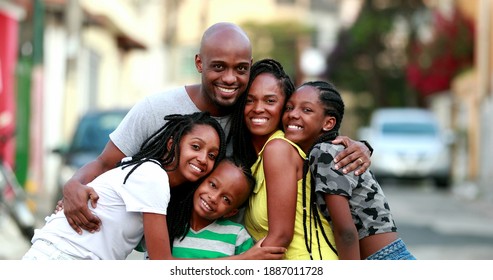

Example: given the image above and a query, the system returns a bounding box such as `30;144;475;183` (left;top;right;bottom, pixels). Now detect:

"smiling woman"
24;112;226;260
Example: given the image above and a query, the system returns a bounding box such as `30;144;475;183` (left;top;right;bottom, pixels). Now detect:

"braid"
301;158;313;259
302;81;344;132
116;112;226;249
230;58;295;167
120;112;226;184
167;183;196;248
300;81;345;258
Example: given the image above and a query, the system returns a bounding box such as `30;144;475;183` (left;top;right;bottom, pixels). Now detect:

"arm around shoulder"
331;135;372;176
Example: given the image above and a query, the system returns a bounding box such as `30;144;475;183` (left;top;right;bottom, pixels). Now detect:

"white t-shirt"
31;159;170;260
110;86;232;157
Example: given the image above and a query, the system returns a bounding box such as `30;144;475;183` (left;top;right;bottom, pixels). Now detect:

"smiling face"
195;25;252;110
282;85;335;153
174;124;221;184
244;73;286;145
191;160;251;230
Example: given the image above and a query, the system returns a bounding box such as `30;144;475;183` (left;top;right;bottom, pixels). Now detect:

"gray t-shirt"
110;86;232;157
309;142;397;239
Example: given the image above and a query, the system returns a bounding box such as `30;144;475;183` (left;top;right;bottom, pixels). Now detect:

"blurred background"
0;0;492;260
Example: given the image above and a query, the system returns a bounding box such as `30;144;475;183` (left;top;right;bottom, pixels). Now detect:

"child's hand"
241;238;286;260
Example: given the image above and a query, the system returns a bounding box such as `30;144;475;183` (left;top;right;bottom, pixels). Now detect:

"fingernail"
334;164;339;170
343;168;347;174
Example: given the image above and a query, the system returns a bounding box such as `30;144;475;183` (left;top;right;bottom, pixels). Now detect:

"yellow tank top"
244;130;338;260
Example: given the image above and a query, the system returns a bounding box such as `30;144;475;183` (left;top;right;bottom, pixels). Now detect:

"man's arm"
62;140;125;234
332;136;372;176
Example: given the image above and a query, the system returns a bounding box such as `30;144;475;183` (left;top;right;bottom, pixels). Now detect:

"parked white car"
359;108;454;188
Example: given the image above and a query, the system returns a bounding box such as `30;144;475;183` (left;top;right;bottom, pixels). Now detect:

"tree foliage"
325;0;473;114
241;21;314;84
326;0;427;110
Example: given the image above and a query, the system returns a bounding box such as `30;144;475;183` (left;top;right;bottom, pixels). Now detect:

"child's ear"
166;137;174;150
322;116;336;132
222;208;239;218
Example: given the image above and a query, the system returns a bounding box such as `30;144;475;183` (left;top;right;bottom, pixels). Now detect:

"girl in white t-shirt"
22;112;226;260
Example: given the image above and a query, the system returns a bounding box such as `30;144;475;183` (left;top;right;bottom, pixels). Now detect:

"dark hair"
120;112;226;184
166;156;255;248
297;81;345;258
117;112;226;250
229;58;295;167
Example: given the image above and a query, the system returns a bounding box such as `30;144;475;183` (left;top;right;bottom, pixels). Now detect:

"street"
382;179;493;260
1;179;493;260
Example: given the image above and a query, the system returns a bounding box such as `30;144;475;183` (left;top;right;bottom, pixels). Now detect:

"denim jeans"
366;238;417;260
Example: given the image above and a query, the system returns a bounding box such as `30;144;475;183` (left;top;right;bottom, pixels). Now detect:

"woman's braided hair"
298;81;345;258
118;112;227;248
229;58;295;167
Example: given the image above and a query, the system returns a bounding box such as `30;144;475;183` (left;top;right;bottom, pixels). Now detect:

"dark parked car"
53;108;129;201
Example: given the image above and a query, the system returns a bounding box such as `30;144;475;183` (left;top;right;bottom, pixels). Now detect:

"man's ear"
195;54;203;73
322;116;336;132
222;208;239;218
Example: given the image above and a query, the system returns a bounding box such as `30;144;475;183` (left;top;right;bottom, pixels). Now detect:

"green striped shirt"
172;219;254;258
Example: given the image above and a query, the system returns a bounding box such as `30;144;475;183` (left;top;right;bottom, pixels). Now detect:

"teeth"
288;125;302;130
201;198;212;211
190;163;202;173
251;118;267;124
217;87;235;93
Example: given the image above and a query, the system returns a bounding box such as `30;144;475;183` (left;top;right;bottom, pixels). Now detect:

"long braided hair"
298;81;345;259
118;112;227;247
229;58;295;167
167;156;256;249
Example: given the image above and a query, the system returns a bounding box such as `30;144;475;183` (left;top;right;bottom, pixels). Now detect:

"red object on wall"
0;8;19;168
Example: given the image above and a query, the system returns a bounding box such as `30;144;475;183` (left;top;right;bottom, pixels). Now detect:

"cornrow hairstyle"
229;58;295;167
167;156;256;249
298;81;345;259
117;112;226;249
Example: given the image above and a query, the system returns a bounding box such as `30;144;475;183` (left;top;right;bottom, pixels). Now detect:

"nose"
196;151;207;165
208;192;218;205
287;108;300;119
251;101;265;113
221;69;236;84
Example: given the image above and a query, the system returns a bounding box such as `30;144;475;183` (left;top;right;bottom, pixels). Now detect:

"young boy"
169;157;255;258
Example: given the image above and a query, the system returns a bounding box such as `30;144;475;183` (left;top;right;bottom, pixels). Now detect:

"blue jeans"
366;238;416;260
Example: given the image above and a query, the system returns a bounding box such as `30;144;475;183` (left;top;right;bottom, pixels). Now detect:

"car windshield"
71;112;126;152
381;123;437;137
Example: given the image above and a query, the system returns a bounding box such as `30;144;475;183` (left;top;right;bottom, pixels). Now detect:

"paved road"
2;179;493;260
382;180;493;260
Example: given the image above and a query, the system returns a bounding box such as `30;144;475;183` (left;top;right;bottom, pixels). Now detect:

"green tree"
241;21;314;84
326;0;427;114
